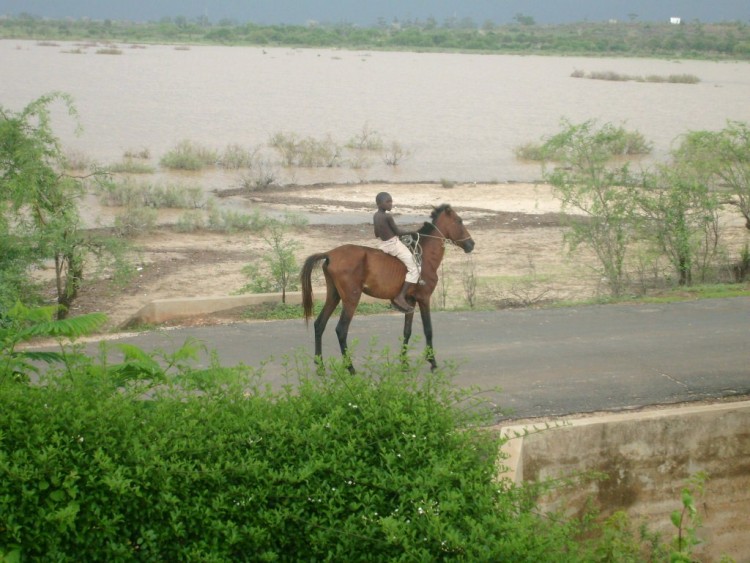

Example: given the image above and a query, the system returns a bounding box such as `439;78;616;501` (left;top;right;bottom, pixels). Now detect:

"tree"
638;165;721;285
239;216;304;303
0;93;131;318
672;121;750;231
542;120;641;296
513;13;536;26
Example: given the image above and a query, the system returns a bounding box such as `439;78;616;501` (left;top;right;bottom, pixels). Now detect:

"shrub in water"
160;140;218;171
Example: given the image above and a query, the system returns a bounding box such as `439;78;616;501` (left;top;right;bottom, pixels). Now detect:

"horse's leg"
313;284;341;359
335;292;360;374
401;310;415;369
418;302;437;371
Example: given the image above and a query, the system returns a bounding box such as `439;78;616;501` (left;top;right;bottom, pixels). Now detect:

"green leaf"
670;509;682;529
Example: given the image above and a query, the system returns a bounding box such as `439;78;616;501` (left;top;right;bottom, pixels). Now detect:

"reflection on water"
2;39;750;185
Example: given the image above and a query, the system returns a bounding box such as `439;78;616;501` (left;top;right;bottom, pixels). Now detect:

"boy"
373;191;419;313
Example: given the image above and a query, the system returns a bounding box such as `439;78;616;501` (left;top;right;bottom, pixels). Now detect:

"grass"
241;301;393;320
554;282;750;308
640;282;750;302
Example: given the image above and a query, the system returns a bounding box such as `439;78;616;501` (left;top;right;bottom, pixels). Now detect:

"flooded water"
2;39;750;185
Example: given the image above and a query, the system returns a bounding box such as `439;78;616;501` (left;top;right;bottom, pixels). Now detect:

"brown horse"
301;204;475;372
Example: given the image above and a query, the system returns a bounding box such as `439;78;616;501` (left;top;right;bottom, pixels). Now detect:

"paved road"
91;297;750;420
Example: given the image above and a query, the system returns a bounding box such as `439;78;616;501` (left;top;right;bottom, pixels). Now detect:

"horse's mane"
416;204;452;235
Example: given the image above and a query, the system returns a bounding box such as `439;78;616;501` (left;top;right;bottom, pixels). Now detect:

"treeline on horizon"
2;13;750;59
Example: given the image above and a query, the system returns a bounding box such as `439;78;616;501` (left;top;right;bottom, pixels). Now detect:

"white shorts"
379;237;420;283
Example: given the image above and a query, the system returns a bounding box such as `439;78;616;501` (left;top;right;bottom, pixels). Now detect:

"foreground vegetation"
0;305;729;560
1;15;750;59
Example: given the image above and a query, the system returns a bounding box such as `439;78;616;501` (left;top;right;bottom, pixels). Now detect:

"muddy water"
2;39;750;188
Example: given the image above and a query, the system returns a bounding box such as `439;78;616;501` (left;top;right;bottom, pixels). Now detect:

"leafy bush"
96;178;204;209
269;132;343;168
239;158;278;191
517;119;652;162
174;210;206;232
105;158;155;174
0;346;589;561
113;205;157;236
219;143;257;169
159;140;218;171
123;147;151;160
346;123;384;150
206;202;270;233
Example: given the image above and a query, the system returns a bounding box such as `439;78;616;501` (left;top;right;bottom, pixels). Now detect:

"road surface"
87;297;750;420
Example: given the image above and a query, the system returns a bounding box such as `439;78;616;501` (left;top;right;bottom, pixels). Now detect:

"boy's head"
375;192;393;207
375;192;393;211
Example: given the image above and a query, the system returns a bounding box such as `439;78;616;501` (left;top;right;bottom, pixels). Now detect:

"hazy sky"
1;0;748;25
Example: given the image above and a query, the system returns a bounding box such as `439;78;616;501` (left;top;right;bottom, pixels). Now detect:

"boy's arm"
386;215;415;237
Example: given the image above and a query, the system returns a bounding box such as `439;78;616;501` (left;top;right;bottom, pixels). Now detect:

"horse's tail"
301;253;328;325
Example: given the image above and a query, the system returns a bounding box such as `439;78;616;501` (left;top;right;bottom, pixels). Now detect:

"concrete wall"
499;401;750;562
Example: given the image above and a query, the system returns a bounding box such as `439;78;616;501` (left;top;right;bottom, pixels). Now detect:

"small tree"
239;216;304;303
638;165;722;285
0;93;132;317
673;120;750;230
461;255;478;308
543;120;641;296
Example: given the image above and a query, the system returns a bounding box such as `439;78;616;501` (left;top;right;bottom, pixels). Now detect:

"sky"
1;0;748;26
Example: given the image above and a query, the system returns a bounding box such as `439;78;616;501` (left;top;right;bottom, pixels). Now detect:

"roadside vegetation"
515;118;750;298
0;93;134;318
2;15;750;59
0;304;732;561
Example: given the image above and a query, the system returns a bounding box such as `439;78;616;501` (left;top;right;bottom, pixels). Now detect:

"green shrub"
160;140;218;171
517;120;652;162
113;205;157;236
269;132;343;168
174;210;205;232
123;147;151;160
514;142;548;161
219;143;257;169
239;159;278;191
206;203;270;233
95;47;122;55
105;158;155;174
0;346;588;561
96;178;204;209
346;123;384;150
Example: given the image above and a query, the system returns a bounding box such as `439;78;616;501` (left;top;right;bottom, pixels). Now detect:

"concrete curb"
128;290;384;325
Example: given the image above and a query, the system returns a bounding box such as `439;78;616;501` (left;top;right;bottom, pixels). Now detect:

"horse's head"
430;204;475;253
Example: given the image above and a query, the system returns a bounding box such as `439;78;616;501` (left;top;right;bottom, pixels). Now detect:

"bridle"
401;220;472;269
417;222;472;248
